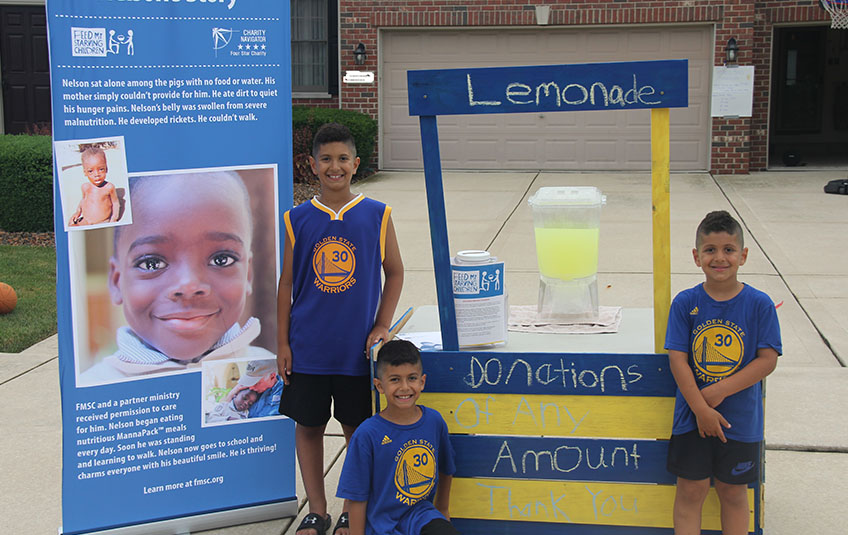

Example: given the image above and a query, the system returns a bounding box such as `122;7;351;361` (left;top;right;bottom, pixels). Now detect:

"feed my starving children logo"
212;27;268;58
452;265;502;298
71;27;135;57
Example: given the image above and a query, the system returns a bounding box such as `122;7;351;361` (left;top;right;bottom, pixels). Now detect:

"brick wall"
292;1;831;174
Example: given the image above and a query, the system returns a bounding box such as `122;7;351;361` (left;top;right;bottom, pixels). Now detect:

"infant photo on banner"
55;136;132;231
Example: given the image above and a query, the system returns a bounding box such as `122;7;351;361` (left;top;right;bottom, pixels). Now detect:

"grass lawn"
0;245;57;353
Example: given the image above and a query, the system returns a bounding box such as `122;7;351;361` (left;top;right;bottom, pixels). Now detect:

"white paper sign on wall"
343;70;375;84
711;66;754;117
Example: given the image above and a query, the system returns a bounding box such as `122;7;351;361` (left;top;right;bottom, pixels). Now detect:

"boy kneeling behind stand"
666;210;781;535
337;340;459;535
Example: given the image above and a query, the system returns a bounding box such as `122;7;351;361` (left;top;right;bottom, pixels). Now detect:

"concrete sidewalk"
2;170;846;534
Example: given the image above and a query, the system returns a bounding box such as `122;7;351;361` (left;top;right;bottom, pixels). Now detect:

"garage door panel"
669;30;709;53
388;69;409;91
689;64;710;92
544;112;579;127
625;140;651;165
503;114;540;127
506;33;546;53
464;140;504;166
505;140;543;166
466;115;503;128
586;31;624;54
670;140;703;165
672;103;704;127
582;110;621;128
437;115;463;127
544;140;579;165
624;109;651;127
540;32;580;53
584;140;620;164
626;31;665;53
382;26;710;170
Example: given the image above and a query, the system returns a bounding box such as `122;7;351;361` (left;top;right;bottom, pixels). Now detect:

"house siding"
294;1;832;174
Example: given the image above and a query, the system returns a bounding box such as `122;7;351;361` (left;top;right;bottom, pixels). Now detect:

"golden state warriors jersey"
284;194;391;375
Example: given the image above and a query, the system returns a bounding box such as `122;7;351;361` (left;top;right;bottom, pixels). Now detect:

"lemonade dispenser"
527;186;606;321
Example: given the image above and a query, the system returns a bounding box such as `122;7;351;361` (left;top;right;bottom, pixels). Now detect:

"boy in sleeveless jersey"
278;123;404;535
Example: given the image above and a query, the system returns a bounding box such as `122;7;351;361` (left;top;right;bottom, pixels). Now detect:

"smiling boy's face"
108;174;253;360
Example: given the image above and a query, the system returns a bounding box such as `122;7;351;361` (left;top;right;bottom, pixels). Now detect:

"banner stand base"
59;499;298;535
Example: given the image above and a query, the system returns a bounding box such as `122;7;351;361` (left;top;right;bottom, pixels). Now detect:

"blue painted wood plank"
408;60;688;116
420;352;677;396
451;435;673;484
419;116;459;350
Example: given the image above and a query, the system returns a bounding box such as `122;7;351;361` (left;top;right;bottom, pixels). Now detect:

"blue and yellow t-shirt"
337;406;456;535
665;283;782;442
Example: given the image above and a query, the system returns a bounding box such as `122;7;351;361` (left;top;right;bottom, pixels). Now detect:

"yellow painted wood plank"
651;107;671;354
417;392;673;439
451;477;754;531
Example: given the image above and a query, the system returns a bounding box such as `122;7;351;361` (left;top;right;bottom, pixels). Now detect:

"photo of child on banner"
73;167;279;386
202;358;283;424
55;136;132;231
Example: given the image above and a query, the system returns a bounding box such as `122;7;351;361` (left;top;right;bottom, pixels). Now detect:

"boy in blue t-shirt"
665;210;781;535
337;340;458;535
278;123;404;535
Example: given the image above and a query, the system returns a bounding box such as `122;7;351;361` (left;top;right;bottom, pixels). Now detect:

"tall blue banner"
45;1;295;533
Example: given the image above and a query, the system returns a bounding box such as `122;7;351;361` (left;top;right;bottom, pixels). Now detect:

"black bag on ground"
824;179;848;195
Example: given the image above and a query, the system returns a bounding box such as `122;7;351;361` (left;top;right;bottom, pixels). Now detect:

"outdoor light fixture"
725;37;739;63
353;43;366;66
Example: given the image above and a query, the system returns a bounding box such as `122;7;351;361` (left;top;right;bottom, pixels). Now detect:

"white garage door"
381;26;712;171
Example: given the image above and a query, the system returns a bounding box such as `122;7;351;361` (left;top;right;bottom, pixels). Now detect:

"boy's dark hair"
376;340;421;378
311;122;357;158
695;210;744;248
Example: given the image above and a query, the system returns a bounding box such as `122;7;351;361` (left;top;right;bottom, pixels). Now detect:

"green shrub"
0;135;53;232
292;107;377;181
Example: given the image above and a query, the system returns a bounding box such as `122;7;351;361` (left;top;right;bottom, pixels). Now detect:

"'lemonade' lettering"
468;74;660;110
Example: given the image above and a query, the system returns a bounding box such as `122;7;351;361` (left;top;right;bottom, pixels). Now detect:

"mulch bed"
1;181;328;248
0;231;55;247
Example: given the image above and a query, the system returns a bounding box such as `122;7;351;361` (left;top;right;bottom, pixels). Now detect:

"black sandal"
296;512;332;535
333;512;349;535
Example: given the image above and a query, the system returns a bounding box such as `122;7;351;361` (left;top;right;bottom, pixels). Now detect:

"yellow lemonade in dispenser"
533;227;600;280
527;187;605;321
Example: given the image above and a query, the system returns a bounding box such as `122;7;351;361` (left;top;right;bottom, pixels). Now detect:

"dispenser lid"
455;250;492;264
527;186;605;206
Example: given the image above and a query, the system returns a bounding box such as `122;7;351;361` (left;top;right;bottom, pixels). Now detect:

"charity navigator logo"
213;27;269;58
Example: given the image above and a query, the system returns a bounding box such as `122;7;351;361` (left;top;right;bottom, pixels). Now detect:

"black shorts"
667;429;761;485
278;372;371;428
420;518;460;535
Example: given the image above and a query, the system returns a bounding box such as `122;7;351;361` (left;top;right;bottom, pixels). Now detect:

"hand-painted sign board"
412;352;762;534
408;60;688;116
406;59;763;534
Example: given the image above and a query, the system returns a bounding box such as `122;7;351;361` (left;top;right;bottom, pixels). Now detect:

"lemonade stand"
397;60;767;534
